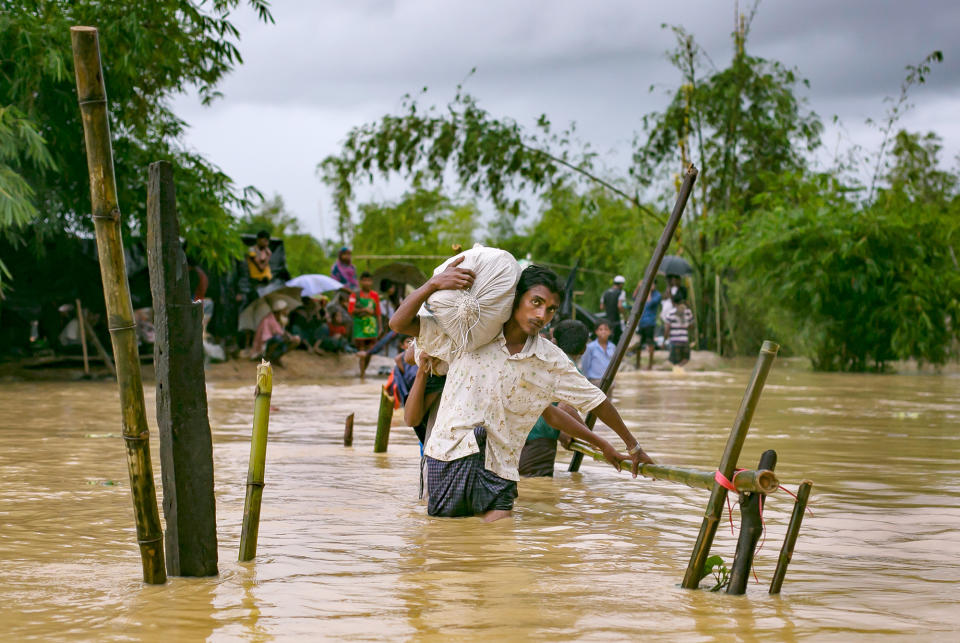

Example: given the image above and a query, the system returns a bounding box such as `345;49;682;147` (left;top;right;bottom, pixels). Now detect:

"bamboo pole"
70;26;165;584
681;340;780;589
76;299;90;376
569;165;698;472
83;316;116;377
239;361;273;562
373;386;394;453
769;480;813;594
344;413;354;446
567;439;778;494
727;449;777;594
714;273;722;355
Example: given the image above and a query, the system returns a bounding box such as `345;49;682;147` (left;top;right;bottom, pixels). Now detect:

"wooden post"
240;361;273;562
727;449;777;594
76;299;90;376
714;273;722;355
82;313;116;377
344;413;354;446
769;480;813;594
373;386;394;453
569;165;698;472
681;340;779;589
147;161;218;577
71;26;165;584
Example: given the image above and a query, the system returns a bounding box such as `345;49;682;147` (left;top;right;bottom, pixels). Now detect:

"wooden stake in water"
727;449;777;594
344;413;354;447
681;340;779;589
75;299;90;376
769;480;813;594
71;25;165;584
373;386;394;453
240;361;273;562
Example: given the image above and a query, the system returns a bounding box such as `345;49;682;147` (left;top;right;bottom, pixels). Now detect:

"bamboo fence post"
727;449;777;594
76;299;90;375
373;386;394;453
240;361;273;562
715;273;722;355
681;340;779;589
70;26;165;584
769;480;813;594
82;313;117;377
569;165;698;472
344;413;354;446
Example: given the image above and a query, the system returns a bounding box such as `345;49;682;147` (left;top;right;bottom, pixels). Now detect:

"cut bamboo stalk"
569;165;698;472
239;360;273;562
373;386;394;453
344;413;354;447
71;26;165;584
769;480;813;595
681;340;779;589
727;449;777;594
567;439;778;494
76;299;90;375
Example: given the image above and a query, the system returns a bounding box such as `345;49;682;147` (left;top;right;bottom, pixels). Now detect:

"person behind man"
390;260;654;522
635;283;662;370
348;272;381;379
601;275;627;346
331;246;359;290
247;230;273;287
517;319;591;478
664;293;695;371
581;320;616;387
253;299;301;367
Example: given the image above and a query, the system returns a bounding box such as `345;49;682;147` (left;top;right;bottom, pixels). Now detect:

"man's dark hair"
256;230;270;240
594;320;611;331
554;319;589;357
514;264;562;307
673;293;686;305
360;271;372;280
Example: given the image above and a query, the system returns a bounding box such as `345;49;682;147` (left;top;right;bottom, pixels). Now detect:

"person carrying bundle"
390;253;655;522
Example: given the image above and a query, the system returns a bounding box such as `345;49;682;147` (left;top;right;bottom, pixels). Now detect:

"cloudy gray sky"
172;0;960;239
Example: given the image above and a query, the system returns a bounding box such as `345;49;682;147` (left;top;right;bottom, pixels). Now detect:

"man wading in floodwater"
390;260;655;522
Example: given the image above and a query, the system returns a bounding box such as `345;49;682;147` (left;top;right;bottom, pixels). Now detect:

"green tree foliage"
0;0;273;283
319;83;661;243
351;188;478;276
237;194;333;277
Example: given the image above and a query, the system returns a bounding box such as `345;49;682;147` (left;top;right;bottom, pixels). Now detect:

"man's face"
595;324;611;342
512;285;559;336
360;276;373;291
257;237;269;249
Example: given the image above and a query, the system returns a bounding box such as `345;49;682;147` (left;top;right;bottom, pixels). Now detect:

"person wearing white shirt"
390;260;655;522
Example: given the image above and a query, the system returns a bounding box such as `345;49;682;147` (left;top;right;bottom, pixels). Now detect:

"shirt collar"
498;330;554;361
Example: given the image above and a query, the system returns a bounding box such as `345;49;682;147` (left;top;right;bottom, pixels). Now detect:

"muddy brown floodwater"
1;366;958;641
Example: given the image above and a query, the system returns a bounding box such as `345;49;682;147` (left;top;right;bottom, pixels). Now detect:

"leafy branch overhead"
0;0;274;274
319;83;661;242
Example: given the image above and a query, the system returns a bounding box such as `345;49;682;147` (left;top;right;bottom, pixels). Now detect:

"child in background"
348;272;381;379
581;320;616;387
664;294;695;371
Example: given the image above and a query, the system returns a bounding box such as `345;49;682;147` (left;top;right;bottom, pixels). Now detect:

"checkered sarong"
426;426;518;517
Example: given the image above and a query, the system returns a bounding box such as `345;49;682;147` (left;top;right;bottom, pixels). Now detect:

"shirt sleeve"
347;293;357;314
417;314;456;363
553;355;606;414
580;344;594;378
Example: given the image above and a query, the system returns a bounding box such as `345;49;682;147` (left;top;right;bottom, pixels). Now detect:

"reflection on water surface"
1;368;958;640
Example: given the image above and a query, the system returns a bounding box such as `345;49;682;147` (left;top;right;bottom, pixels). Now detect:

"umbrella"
286;274;346;297
371;262;427;291
657;255;693;277
238;287;303;332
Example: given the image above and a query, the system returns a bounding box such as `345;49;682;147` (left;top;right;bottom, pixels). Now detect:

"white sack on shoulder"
424;245;520;357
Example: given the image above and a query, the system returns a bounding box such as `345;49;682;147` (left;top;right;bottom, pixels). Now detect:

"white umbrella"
286;274;346;297
238;287;304;332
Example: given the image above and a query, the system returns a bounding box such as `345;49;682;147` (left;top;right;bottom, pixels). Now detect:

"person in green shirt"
518;319;591;477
